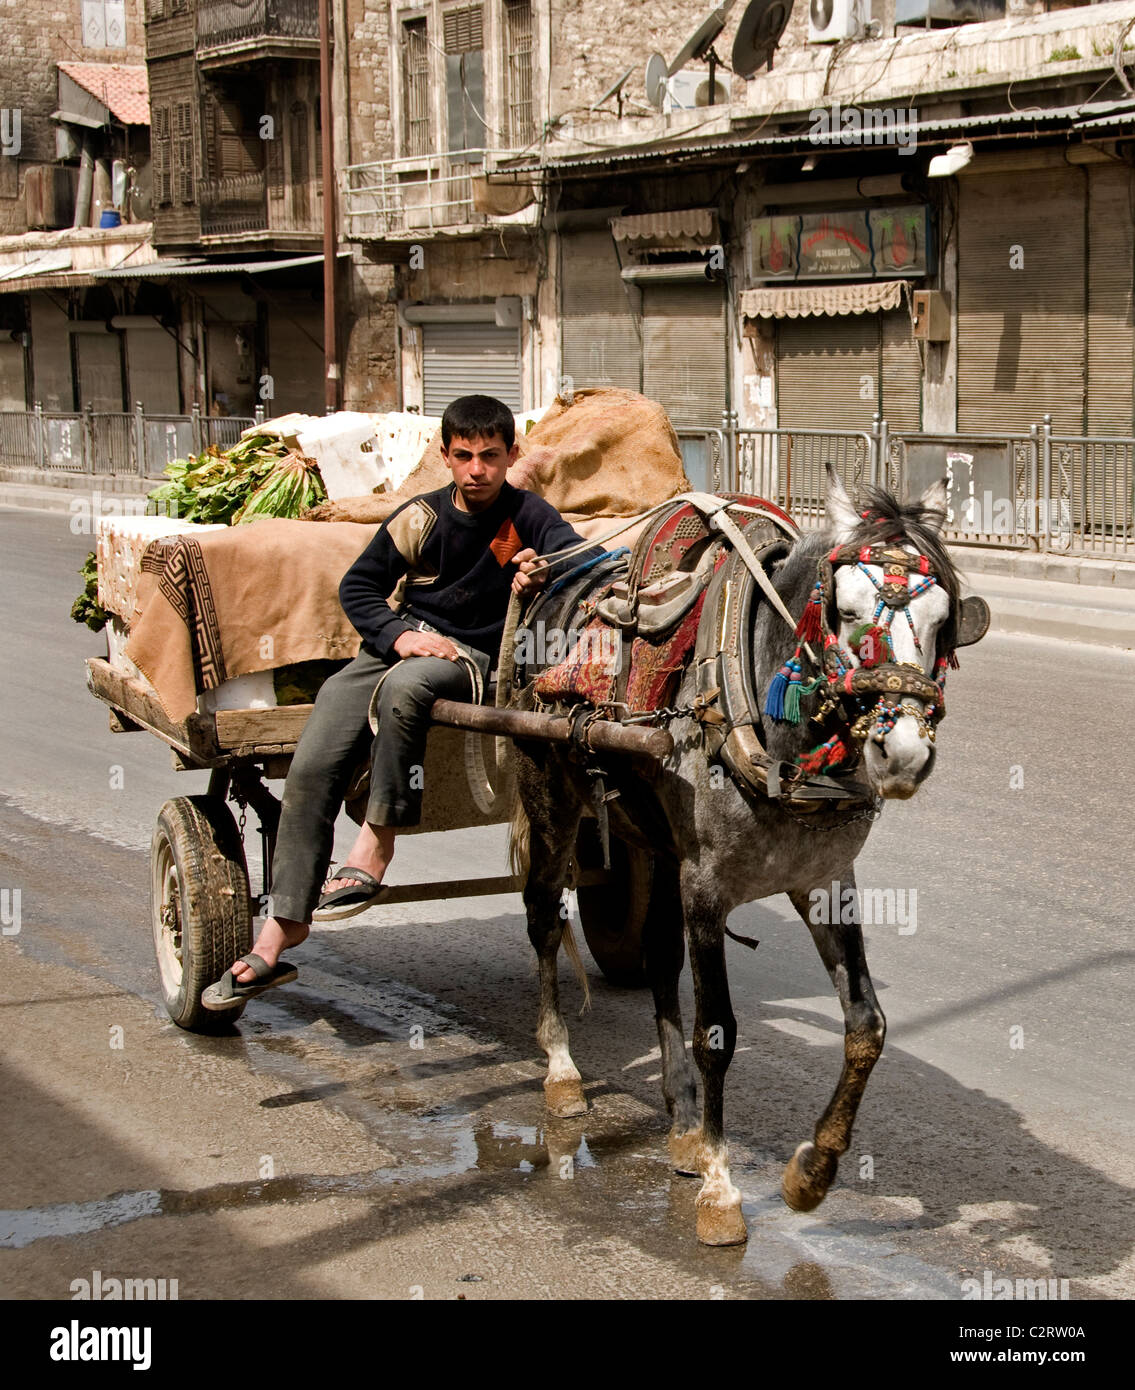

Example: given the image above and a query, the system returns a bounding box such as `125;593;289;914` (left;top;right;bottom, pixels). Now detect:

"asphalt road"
1;505;1132;1302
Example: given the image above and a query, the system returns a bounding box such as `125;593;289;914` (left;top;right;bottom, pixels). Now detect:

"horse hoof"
669;1128;707;1177
780;1141;838;1213
544;1077;587;1117
696;1199;749;1246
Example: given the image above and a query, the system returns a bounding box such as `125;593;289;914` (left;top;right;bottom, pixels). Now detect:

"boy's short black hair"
441;395;516;451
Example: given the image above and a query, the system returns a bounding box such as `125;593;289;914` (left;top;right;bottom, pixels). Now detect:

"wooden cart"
85;657;664;1032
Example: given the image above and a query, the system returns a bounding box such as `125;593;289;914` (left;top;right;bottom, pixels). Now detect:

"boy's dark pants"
267;647;479;923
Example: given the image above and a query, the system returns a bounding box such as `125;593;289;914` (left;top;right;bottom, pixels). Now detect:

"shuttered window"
176;102;194;204
402;18;430;157
444;5;485;155
641;282;727;429
957;170;1086;435
560;230;641;393
1086;164;1134;435
505;0;535;147
422;321;522;415
152;105;171;206
207;98;262;180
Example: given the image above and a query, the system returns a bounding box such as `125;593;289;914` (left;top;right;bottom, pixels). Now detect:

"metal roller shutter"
77;334;124;412
1086;164;1134;435
957;170;1085;434
881;308;922;432
267;297;323;416
422;321;521;415
777;312;880;430
559;229;640;393
641;282;727;428
126;327;180;414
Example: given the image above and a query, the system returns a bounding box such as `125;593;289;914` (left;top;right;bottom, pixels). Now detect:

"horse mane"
840;484;961;607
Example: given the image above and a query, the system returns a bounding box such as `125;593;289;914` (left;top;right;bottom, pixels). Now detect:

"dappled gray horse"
510;469;986;1245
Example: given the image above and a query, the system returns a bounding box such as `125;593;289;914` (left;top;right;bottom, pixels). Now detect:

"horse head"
816;467;966;800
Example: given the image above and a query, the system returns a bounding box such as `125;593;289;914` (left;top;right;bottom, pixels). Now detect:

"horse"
506;466;987;1245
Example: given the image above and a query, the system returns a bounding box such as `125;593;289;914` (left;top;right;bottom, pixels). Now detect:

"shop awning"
739;280;905;320
0;249;98;292
611;208;717;249
90;253;330;280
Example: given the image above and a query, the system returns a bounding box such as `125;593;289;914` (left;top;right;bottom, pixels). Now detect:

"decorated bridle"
765;536;957;777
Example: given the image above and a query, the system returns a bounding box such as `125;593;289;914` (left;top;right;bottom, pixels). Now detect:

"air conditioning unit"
808;0;868;43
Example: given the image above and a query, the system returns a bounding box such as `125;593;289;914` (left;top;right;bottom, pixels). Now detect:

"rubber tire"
574;820;651;988
151;795;253;1033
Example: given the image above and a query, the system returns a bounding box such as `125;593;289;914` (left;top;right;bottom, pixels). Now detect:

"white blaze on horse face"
833;558;949;796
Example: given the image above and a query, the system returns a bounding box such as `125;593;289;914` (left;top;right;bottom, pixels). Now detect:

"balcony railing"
199;172;268;236
197;0;318;51
343;151;530;238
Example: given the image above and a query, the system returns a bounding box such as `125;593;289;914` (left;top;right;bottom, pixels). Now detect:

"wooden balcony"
196;0;319;69
198;171;322;245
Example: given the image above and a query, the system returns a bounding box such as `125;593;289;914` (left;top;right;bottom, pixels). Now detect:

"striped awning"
740;280;906;320
610;208;717;249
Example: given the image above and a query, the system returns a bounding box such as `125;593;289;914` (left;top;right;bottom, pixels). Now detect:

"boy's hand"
392;630;461;661
512;547;548;597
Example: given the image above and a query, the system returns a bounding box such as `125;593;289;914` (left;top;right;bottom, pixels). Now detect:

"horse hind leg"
516;747;588;1118
684;877;748;1246
782;875;886;1212
641;856;700;1172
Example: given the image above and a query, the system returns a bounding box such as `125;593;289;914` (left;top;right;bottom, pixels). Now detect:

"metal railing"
0;404;262;478
197;0;318;49
343;149;524;237
711;413;1134;557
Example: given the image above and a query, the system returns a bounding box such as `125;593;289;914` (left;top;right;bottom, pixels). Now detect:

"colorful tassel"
797;734;848;776
784;673;824;724
794;583;823;644
764;657;797;721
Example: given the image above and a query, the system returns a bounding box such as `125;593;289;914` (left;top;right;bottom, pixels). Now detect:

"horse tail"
507;792;591;1013
561;914;592;1014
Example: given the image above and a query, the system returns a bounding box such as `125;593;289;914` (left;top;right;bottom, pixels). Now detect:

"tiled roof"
57;63;150;126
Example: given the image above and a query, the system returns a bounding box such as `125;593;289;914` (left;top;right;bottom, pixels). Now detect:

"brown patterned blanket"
124;518;380;722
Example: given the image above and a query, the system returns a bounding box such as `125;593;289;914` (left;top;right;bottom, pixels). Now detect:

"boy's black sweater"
339;481;603;661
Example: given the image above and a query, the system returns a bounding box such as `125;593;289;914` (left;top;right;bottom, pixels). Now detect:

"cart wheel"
573;820;651;988
151;795;252;1032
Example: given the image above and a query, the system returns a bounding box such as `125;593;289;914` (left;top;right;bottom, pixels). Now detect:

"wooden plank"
214;705;314;748
86;658;218;762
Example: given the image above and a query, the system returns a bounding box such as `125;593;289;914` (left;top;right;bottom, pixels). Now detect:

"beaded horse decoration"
766;511;963;778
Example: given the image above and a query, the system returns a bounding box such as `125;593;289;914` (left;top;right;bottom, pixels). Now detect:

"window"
504;0;534;147
443;5;485;156
152;104;172;206
82;0;126;48
402;18;430;157
176;102;194;203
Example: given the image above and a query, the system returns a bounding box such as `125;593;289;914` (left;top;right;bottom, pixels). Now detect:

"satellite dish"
591;66;635;116
645;52;668;111
667;4;732;76
696;78;730;106
732;0;794;78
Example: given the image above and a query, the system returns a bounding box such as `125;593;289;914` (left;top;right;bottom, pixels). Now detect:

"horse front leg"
517;746;588;1119
641;855;700;1167
683;872;748;1246
783;871;886;1211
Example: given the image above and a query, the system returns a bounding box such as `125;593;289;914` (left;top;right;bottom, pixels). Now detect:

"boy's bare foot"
230;916;309;984
322;822;395;897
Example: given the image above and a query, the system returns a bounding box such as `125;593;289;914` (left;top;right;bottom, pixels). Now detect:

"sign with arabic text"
749;205;930;282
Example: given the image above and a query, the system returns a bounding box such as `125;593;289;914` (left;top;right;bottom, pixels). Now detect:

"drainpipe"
319;0;339;412
73;133;94;229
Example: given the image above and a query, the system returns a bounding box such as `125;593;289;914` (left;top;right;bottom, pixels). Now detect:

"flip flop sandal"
201;952;299;1012
312;865;390;922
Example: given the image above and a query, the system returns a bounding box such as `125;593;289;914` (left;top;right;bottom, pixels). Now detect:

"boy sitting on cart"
203;394;602;1010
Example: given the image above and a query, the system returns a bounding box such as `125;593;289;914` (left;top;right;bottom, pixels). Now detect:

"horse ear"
918;477;949;532
825;463;859;543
